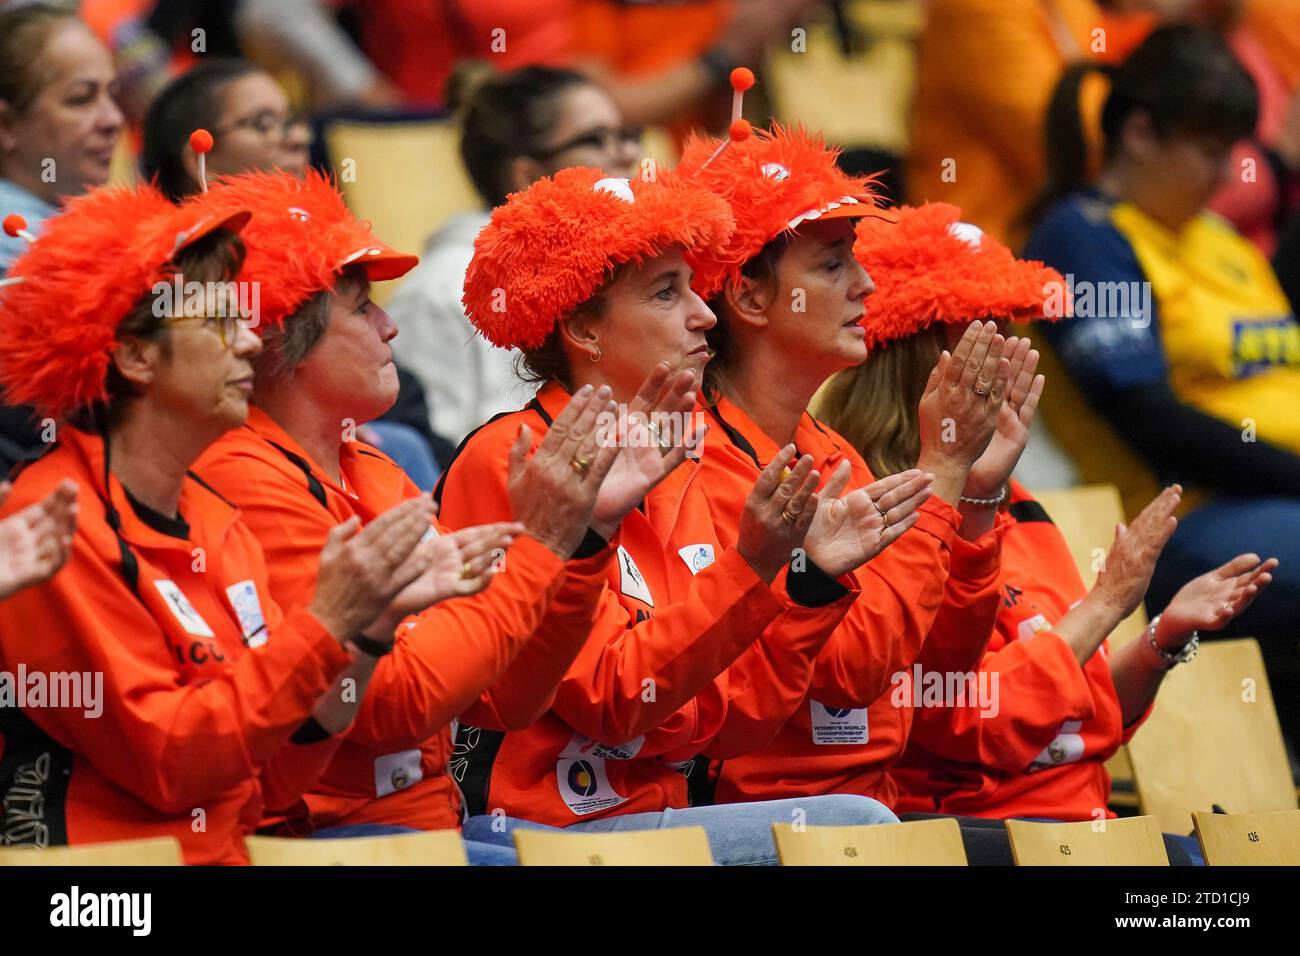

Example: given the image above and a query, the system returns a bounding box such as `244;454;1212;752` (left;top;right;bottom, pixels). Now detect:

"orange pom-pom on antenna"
3;214;27;238
730;67;755;92
189;129;214;154
728;119;752;142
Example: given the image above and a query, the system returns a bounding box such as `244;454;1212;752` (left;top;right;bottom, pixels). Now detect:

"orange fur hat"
676;123;888;299
187;168;418;329
0;185;250;419
463;166;735;350
854;202;1066;349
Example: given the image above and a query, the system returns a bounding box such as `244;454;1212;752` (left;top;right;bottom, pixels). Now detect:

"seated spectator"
1024;24;1300;746
142;58;310;201
0;184;433;863
822;203;1274;840
142;61;441;486
0;5;126;475
384;64;640;444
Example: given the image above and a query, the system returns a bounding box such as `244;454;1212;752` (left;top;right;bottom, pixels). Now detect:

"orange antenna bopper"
730;67;754;123
3;213;35;244
189;129;214;193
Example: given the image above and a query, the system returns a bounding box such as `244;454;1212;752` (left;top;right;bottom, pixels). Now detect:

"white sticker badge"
616;545;654;607
677;544;716;576
809;700;869;745
225;580;268;647
154;580;215;638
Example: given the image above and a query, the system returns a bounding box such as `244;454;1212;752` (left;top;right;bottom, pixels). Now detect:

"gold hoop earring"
590;348;602;363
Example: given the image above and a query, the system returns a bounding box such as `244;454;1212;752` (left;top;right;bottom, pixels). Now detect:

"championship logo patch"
677;543;715;576
809;700;869;745
225;580;268;647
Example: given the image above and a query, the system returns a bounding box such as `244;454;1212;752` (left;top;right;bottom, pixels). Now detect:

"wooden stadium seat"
321;114;478;304
245;830;468;866
1193;809;1300;865
772;819;967;866
513;826;713;866
321;116;680;306
767;0;923;154
1126;639;1298;832
1006;815;1169;865
0;837;183;866
1032;484;1148;648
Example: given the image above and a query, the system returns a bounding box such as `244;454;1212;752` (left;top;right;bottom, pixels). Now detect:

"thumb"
822;460;852;500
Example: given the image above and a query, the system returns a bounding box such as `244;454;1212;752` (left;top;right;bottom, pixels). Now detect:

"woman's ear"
181;146;202;192
558;307;603;362
1119;109;1158;160
111;336;164;392
723;274;772;332
506;155;546;195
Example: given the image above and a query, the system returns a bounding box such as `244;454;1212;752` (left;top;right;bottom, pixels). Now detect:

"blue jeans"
463;794;898;866
308;823;516;866
364;420;442;492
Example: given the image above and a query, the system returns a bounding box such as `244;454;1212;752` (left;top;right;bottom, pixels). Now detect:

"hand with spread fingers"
1091;485;1184;622
590;362;707;539
1157;553;1278;646
916;320;1012;505
0;479;79;600
736;445;821;583
370;520;526;638
506;384;621;558
309;494;439;643
964;335;1045;499
805;463;935;577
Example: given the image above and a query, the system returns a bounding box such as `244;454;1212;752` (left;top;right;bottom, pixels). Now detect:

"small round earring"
590;348;602;363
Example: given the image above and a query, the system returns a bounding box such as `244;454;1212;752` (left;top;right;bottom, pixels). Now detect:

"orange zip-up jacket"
433;382;859;825
195;406;586;833
691;397;1004;807
0;426;353;864
892;481;1151;820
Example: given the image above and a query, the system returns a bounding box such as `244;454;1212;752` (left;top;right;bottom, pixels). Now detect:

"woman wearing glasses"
0;185;437;863
385;63;643;445
142;58;310;202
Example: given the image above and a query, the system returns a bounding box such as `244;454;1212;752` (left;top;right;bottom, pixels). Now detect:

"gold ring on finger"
461;561;474;579
781;506;800;524
972;382;991;396
570;455;593;478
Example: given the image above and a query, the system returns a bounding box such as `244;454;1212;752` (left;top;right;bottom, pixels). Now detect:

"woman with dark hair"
141;58;310;202
0;185;437;863
385;63;641;444
1023;23;1300;745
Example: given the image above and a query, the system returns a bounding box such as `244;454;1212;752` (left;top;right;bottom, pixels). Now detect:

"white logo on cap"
593;178;635;202
761;163;790;182
949;222;985;248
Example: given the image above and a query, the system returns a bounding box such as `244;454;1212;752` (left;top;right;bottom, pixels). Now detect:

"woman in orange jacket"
0;186;439;863
188;169;679;864
822;202;1275;829
437;166;934;864
677;124;1029;814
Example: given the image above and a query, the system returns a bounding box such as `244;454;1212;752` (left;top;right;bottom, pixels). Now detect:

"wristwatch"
350;632;394;658
1145;613;1199;668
